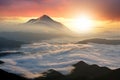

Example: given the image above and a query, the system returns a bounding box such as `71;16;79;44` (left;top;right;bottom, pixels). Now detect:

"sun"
72;15;94;33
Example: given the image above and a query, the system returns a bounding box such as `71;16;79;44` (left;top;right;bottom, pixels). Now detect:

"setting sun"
0;0;120;80
72;15;94;33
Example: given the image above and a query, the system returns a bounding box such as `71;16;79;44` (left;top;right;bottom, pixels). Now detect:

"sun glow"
72;15;94;33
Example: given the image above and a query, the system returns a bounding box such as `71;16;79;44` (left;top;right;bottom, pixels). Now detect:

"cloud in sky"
0;0;120;20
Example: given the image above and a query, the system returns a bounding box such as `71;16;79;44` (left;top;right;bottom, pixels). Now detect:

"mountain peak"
38;15;54;21
73;61;88;67
40;15;50;18
26;15;55;24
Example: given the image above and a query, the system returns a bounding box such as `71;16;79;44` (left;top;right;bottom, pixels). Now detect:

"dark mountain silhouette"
0;51;22;57
66;61;112;80
35;69;65;80
77;38;120;45
0;69;28;80
35;61;120;80
93;68;120;80
0;61;120;80
0;60;4;64
0;37;26;50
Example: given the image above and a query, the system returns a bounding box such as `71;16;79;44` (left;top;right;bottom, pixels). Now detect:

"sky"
0;0;120;33
0;0;120;20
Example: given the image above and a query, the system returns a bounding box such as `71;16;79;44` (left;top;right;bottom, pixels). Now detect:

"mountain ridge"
38;15;55;22
26;15;64;27
27;15;55;24
25;14;72;34
0;61;120;80
77;38;120;45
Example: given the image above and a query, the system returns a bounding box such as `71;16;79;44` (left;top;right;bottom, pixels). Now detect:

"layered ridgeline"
0;61;120;80
26;15;72;34
77;38;120;45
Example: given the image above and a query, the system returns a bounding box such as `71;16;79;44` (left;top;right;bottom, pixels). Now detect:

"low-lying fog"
0;22;120;79
0;42;120;78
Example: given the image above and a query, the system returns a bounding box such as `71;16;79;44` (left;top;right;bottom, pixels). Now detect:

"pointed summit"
25;15;72;33
38;15;54;22
73;61;88;67
26;15;56;24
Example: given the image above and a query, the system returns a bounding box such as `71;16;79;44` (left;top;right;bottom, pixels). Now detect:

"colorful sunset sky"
0;0;120;33
0;0;120;20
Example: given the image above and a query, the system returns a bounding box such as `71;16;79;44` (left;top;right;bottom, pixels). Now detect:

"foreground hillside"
0;61;120;80
0;41;119;79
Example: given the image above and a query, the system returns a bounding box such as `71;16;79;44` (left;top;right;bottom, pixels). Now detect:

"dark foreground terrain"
0;60;120;80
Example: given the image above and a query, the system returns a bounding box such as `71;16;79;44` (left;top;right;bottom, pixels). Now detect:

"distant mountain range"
77;38;120;45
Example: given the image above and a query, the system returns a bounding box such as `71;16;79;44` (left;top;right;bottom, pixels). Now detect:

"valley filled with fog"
0;42;120;78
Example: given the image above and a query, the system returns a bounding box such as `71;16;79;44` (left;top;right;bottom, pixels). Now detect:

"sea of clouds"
0;42;120;78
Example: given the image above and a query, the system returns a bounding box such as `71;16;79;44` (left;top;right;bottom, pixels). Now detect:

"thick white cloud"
0;42;120;78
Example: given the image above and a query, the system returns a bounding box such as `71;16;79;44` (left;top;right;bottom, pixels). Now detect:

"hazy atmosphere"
0;0;120;80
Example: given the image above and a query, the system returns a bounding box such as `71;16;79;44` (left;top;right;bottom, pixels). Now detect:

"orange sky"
0;0;120;21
